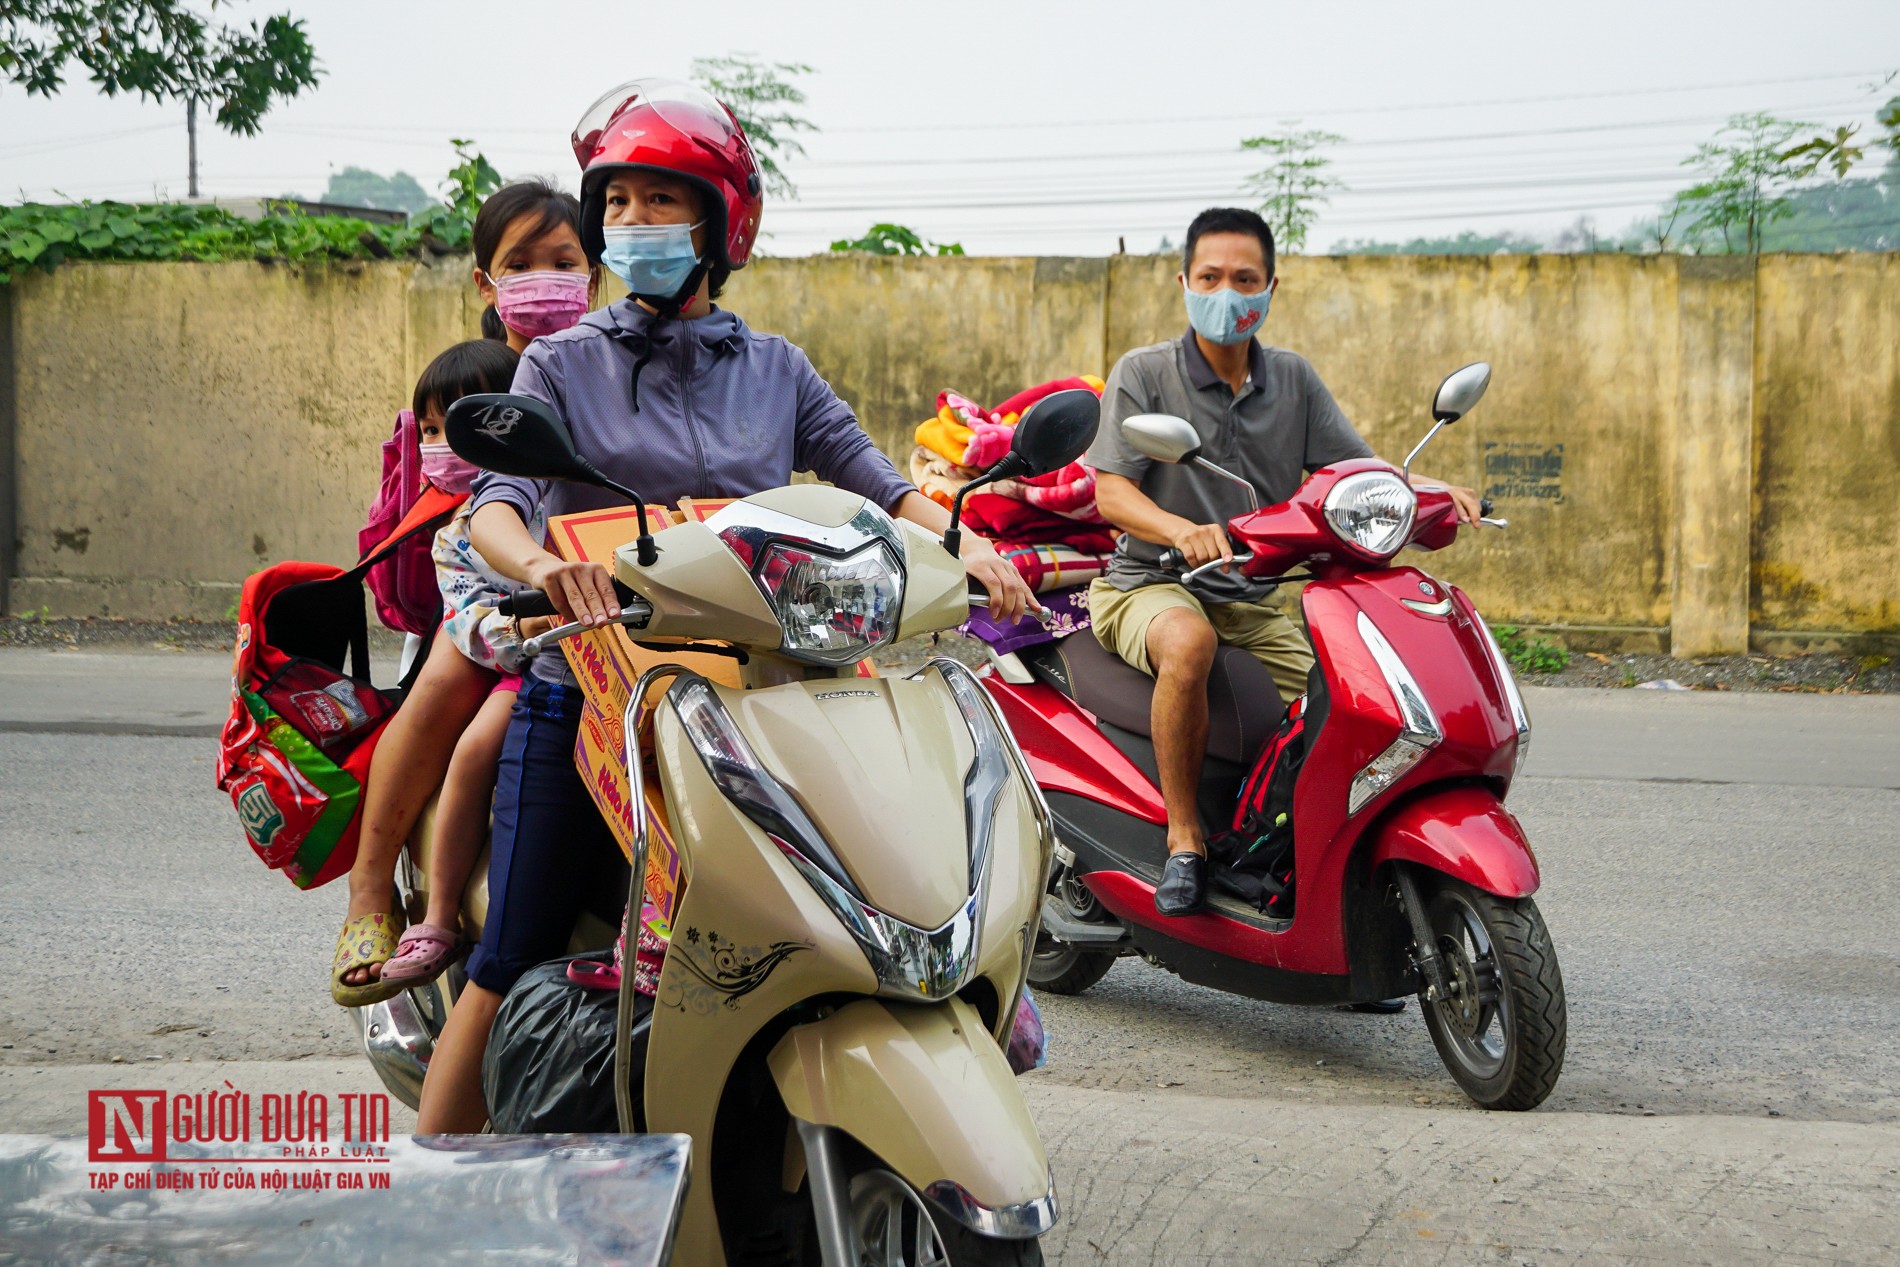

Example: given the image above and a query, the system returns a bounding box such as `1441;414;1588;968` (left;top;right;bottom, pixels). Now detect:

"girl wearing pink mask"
472;180;600;351
334;340;564;1003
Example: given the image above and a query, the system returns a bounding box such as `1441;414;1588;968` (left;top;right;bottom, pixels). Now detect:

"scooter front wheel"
850;1169;1044;1266
1417;879;1566;1111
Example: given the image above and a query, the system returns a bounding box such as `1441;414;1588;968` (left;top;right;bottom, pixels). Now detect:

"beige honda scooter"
356;388;1101;1266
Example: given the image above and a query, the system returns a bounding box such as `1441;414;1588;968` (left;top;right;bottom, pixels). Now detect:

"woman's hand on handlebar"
525;557;622;626
1168;521;1235;572
961;536;1039;625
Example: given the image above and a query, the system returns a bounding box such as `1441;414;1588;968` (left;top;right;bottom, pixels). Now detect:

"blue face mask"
1183;281;1272;346
601;221;704;299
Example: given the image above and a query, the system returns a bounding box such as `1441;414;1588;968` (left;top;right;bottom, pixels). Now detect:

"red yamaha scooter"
979;364;1566;1110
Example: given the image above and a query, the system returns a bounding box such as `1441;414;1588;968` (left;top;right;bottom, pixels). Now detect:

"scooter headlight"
754;539;904;666
1324;471;1417;559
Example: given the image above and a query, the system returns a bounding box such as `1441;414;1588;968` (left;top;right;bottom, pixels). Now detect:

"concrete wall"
1;253;1894;653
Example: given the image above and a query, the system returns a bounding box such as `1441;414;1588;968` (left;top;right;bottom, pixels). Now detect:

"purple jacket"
471;299;910;527
470;299;914;682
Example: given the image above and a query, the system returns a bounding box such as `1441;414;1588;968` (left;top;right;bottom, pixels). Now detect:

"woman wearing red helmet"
415;80;1033;1131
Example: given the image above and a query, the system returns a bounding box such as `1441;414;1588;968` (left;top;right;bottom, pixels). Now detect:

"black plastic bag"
483;953;651;1133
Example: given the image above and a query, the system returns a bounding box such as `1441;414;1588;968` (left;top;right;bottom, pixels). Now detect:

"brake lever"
1180;552;1257;585
522;601;654;657
1479;517;1509;529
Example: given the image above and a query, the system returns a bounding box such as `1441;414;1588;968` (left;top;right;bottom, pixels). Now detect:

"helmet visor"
571;78;739;168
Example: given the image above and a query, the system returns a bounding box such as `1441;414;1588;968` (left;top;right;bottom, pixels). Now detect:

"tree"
690;53;817;199
828;223;963;257
321;167;433;216
1670;112;1821;254
1239;126;1345;253
1335;229;1542;256
1;1;319;197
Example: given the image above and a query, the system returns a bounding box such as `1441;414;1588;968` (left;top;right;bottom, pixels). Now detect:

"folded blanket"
962;492;1119;555
998;543;1112;593
909;444;977;510
992;459;1104;522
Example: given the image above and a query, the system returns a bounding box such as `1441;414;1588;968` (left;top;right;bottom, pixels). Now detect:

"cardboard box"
546;504;740;929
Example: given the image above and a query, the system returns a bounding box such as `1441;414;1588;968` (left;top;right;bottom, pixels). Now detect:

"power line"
823;70;1891;134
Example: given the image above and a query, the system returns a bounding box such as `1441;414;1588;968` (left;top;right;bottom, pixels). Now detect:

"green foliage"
690;53;817;200
1781;124;1864;180
1239;127;1345;253
321;167;434;216
828;223;964;257
1334;229;1544;255
1670;112;1820;254
1;0;319;136
1491;625;1571;676
0;141;502;285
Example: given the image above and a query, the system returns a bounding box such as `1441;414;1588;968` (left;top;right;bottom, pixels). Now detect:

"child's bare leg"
340;628;491;985
421;689;514;932
416;982;502;1133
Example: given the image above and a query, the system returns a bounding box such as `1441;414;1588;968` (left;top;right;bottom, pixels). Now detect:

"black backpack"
1208;694;1308;917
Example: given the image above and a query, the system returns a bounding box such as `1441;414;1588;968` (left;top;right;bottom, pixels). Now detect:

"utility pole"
187;97;199;198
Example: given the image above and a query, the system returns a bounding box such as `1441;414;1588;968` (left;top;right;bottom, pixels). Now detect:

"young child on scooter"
332;182;603;1005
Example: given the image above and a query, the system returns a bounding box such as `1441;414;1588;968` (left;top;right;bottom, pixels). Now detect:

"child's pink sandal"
380;923;464;987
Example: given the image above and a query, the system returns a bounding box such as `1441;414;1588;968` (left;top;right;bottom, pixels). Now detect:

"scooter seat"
1021;631;1285;766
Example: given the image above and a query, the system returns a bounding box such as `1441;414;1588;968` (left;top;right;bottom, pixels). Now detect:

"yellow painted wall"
1751;254;1900;639
3;253;1894;651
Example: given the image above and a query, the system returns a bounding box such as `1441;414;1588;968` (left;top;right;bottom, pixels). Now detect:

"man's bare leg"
1146;608;1217;914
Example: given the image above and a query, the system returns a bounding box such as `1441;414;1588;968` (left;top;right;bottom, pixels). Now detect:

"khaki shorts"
1089;578;1313;702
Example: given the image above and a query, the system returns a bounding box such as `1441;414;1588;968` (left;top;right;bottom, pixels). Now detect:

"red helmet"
572;78;764;271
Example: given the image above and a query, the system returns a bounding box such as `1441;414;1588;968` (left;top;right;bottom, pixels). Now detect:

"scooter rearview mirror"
445;393;659;566
446;393;592;483
1009;388;1101;477
1121;413;1202;464
1431;362;1492;424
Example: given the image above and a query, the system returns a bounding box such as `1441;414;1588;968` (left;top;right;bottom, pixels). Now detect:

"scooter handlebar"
500;580;638;619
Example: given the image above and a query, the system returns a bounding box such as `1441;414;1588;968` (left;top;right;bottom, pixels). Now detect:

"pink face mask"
418;443;482;494
487;269;590;338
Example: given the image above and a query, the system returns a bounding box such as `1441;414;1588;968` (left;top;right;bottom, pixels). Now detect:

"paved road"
3;648;1898;1263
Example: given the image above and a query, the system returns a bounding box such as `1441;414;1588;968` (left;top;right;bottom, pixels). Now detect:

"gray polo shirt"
1084;331;1372;603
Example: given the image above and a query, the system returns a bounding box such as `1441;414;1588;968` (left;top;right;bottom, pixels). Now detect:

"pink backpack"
359;409;446;635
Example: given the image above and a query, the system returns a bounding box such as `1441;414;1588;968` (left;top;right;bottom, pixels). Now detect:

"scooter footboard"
768;997;1055;1235
1367;784;1540;897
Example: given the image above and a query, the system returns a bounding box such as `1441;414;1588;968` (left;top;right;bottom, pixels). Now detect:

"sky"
3;0;1897;256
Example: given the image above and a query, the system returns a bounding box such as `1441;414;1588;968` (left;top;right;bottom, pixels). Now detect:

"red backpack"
216;488;464;889
358;409;445;636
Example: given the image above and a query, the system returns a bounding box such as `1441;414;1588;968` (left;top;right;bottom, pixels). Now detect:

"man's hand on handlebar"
525;557;622;627
1168;521;1235;572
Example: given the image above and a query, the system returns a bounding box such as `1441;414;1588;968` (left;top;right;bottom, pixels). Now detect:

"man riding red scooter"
972;209;1567;1109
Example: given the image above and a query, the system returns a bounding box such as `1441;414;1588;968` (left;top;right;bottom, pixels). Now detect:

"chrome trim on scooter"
1350;611;1443;815
668;672;1002;1004
796;1120;861;1267
705;497;906;572
350;989;435;1110
618;664;691;1133
916;657;1060;1037
924;1175;1060;1238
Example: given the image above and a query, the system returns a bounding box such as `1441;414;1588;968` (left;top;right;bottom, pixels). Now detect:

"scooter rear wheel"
1417;879;1566;1111
1027;865;1116;995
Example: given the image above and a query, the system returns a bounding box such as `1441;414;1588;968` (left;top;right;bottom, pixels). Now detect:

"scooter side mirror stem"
1190;456;1260;513
941;453;1028;557
1400;420;1448;483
